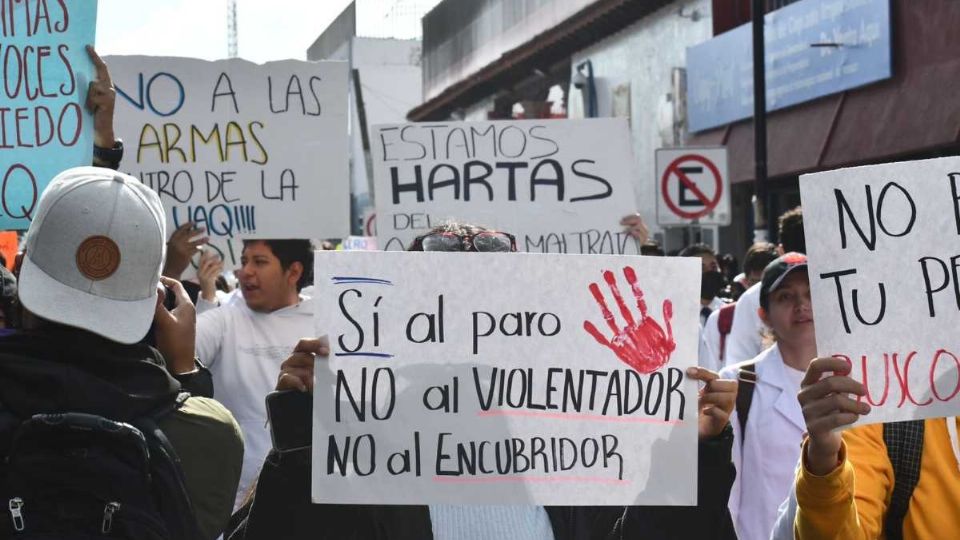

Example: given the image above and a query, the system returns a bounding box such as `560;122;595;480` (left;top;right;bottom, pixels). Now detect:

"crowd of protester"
0;47;955;540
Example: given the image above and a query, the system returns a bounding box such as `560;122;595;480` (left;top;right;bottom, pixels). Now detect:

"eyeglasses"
411;231;517;252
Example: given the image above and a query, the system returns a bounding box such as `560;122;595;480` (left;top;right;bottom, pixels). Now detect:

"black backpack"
0;394;204;539
883;420;925;540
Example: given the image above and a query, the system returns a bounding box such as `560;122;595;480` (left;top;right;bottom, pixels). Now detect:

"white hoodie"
196;294;315;508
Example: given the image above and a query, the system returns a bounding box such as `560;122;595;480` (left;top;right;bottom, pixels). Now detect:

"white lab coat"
719;345;806;540
724;283;765;367
698;297;727;371
699;285;764;373
769;486;798;540
699;308;723;373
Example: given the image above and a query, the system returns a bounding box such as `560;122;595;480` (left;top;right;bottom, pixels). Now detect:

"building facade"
409;0;960;257
307;1;425;234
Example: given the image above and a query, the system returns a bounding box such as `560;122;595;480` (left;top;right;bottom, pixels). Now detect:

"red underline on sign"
476;410;682;425
432;476;630;485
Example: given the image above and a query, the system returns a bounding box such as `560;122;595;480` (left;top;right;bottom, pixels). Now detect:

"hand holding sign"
276;337;330;392
583;267;676;373
162;223;208;279
620;214;650;244
687;367;738;439
197;250;224;303
85;46;116;148
798;357;871;475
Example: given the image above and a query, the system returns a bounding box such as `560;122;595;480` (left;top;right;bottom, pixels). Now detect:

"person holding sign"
718;253;814;540
195;239;315;509
228;222;739;540
793;360;960;539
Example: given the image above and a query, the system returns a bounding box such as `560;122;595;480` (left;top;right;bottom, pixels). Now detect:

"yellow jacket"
795;418;960;539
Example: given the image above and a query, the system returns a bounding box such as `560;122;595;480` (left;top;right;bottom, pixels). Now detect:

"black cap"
759;252;808;310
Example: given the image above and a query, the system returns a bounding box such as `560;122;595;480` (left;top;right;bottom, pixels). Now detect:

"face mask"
700;270;726;300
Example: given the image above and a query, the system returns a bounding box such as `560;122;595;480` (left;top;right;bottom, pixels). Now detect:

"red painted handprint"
583;266;675;374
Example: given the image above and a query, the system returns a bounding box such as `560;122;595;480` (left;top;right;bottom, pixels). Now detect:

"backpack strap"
133;392;205;540
137;397;188;471
717;303;737;365
883;420;924;540
735;363;757;448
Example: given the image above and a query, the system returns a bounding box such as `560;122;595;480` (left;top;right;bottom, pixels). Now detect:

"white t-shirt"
783;363;806;389
196;294;315;507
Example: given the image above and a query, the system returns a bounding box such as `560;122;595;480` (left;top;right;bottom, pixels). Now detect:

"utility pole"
227;0;238;59
751;0;769;242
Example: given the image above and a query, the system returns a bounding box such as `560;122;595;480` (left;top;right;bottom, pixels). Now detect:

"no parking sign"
655;147;730;226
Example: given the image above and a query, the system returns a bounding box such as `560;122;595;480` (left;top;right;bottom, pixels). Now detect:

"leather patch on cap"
76;236;121;280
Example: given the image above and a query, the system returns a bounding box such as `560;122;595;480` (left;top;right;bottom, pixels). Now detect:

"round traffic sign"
660;154;723;220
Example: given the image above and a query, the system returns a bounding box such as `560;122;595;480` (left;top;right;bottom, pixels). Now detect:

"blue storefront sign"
686;0;891;133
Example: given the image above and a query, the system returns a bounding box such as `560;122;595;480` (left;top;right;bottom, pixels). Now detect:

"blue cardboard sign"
686;0;891;133
0;0;97;229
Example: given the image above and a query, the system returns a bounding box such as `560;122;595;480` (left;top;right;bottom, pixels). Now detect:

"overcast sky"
95;0;433;63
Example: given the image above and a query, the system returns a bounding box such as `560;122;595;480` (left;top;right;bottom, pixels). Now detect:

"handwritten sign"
107;56;350;272
0;0;97;230
372;119;642;254
801;157;960;424
312;251;700;505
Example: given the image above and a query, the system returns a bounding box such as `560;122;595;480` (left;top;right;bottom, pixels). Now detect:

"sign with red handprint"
313;251;701;506
584;267;676;373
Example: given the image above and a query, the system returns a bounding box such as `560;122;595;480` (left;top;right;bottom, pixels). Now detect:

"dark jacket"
227;392;736;540
0;328;244;540
610;428;738;539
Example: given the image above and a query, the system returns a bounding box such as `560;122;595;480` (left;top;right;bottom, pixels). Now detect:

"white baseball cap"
18;167;166;344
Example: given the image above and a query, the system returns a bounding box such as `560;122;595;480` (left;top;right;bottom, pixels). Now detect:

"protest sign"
801;157;960;424
372;119;642;254
312;251;700;505
0;231;17;269
107;56;349;273
0;0;97;230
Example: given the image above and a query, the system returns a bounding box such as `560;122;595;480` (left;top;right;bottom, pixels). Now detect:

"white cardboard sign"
801;156;960;424
372;119;642;254
312;251;700;505
107;56;350;273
